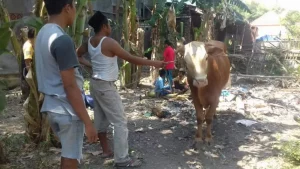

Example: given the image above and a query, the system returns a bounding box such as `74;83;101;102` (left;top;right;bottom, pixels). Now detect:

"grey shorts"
47;112;84;161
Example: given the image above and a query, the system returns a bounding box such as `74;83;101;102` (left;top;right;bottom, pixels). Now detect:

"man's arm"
172;77;178;87
76;42;92;68
108;38;164;68
184;77;189;86
23;44;33;70
163;48;168;62
51;35;97;143
24;59;32;70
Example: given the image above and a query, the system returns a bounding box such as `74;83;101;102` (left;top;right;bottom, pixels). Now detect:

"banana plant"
0;80;7;114
0;0;94;145
70;0;89;47
120;0;145;88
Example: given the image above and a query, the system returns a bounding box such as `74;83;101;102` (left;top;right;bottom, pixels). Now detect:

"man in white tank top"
77;11;165;167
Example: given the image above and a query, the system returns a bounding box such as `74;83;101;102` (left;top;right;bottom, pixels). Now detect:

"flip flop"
114;159;142;168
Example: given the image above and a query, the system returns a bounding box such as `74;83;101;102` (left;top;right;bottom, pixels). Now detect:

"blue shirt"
155;77;169;93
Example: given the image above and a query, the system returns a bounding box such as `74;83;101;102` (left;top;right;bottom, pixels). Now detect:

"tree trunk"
167;4;177;49
33;0;44;17
0;142;8;164
120;0;131;88
135;28;145;88
129;0;139;88
150;1;160;83
200;10;214;42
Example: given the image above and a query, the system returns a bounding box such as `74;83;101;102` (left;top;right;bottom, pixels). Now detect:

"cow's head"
182;41;208;88
205;40;226;56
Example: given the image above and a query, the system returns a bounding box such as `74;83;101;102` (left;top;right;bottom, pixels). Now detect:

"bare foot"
100;152;114;159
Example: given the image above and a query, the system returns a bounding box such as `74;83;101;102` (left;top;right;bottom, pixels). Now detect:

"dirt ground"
1;76;300;169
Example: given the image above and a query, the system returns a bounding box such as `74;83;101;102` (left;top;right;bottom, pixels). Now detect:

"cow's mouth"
193;78;208;88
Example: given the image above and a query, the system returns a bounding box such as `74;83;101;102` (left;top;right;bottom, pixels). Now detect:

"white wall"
256;25;288;39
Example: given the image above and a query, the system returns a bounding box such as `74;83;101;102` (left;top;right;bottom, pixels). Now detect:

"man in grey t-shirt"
35;0;97;168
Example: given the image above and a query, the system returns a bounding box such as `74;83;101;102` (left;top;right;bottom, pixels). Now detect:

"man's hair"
159;69;166;77
44;0;73;15
88;11;109;33
27;27;35;39
179;70;185;75
164;40;172;46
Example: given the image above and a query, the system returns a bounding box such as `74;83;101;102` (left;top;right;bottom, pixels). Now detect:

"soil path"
1;81;300;169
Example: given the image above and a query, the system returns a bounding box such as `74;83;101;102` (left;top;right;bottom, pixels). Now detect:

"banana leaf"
0;80;7;113
0;24;11;56
19;16;44;32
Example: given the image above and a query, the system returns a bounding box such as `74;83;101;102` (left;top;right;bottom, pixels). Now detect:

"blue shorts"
47;112;84;161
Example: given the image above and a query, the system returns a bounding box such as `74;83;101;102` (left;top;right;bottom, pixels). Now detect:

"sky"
243;0;300;10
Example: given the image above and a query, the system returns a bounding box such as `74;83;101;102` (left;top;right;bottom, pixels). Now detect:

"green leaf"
0;25;11;56
144;47;153;54
0;90;6;113
20;16;44;32
0;49;12;56
0;80;7;113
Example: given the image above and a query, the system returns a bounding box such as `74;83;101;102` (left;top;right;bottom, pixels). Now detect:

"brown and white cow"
177;40;230;144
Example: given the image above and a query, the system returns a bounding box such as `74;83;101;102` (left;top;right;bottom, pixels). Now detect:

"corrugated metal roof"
166;0;196;6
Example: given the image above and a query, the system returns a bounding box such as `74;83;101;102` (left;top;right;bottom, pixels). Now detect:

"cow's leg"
189;83;204;142
205;103;217;144
195;103;204;142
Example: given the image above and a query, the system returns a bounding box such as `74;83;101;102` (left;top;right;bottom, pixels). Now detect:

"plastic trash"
144;112;152;117
236;119;257;127
220;90;236;102
238;87;248;94
221;90;230;97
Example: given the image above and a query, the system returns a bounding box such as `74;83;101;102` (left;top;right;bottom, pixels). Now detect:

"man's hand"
151;60;166;68
85;123;98;143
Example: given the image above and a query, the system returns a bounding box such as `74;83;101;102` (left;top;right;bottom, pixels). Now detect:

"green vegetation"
281;10;300;39
280;140;300;167
233;1;269;22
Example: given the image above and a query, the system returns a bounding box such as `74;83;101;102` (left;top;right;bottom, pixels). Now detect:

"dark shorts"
174;81;186;91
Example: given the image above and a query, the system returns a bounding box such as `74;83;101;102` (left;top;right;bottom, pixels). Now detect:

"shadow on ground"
1;85;300;169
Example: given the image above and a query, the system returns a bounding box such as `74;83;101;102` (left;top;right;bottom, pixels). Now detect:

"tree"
191;0;251;41
147;0;188;82
281;10;300;39
233;1;269;22
120;0;146;88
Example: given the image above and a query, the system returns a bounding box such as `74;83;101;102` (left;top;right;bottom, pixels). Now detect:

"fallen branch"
268;103;285;109
234;74;298;79
228;54;247;60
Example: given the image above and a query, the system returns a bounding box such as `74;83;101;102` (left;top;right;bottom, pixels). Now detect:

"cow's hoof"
205;137;213;145
191;142;198;150
213;114;217;119
195;137;203;143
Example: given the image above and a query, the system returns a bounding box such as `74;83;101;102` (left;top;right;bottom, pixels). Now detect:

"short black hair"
159;69;166;77
164;40;172;46
44;0;73;15
27;28;35;39
179;70;185;75
88;11;109;33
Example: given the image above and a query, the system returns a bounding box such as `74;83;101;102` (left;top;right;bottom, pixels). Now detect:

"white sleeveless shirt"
88;36;119;81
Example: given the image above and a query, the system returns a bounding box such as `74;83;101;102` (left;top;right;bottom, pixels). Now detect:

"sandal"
114;159;142;168
100;152;114;159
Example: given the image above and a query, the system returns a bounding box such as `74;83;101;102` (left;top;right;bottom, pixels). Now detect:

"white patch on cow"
184;41;208;80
